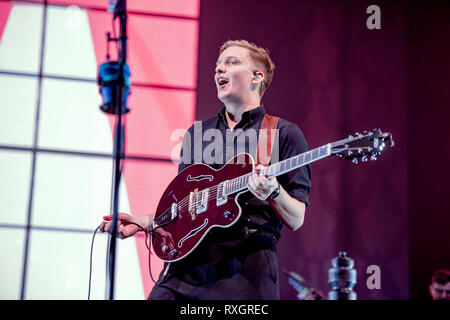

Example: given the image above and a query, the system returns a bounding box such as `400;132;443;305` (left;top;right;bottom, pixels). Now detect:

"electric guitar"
150;129;393;262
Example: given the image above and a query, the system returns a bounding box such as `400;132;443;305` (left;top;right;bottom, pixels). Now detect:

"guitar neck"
225;143;331;195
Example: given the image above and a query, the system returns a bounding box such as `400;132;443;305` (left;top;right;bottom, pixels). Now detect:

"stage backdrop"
0;0;199;299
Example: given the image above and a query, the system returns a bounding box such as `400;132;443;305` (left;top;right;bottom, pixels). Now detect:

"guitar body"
151;153;254;262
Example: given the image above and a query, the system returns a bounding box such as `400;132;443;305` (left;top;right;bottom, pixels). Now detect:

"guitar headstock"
331;129;393;164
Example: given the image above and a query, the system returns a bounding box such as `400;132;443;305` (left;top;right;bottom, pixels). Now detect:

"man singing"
101;40;311;300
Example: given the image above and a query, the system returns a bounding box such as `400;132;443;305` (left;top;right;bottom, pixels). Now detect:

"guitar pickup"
196;188;209;214
188;190;197;220
216;180;228;206
171;203;178;220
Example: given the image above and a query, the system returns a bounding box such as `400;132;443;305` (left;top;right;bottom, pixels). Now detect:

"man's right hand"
100;212;146;239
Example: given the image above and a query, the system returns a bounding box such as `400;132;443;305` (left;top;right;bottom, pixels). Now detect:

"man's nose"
215;63;225;74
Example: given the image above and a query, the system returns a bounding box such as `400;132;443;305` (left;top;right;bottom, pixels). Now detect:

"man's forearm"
268;186;305;231
135;213;155;232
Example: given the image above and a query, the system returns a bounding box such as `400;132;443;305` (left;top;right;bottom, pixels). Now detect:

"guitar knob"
162;245;170;253
362;155;368;162
169;249;179;257
352;158;358;164
370;154;377;161
224;211;232;219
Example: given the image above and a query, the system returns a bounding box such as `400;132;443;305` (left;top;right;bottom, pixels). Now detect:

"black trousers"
148;232;279;300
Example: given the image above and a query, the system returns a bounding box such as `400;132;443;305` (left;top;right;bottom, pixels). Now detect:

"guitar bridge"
216;180;228;206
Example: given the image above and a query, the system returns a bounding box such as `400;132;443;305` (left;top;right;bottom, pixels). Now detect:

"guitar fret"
305;151;311;162
239;176;245;189
312;148;318;160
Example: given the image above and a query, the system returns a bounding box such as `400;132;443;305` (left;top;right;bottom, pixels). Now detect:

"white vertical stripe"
0;75;38;147
0;229;26;299
38;78;114;154
0;150;32;226
43;6;98;79
0;4;43;74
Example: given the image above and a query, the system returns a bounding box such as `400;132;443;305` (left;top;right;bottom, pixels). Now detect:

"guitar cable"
88;220;162;300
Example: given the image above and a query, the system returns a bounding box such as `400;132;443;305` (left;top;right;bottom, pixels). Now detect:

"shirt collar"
217;104;266;126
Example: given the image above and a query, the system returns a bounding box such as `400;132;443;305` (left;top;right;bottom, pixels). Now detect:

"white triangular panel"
0;3;43;74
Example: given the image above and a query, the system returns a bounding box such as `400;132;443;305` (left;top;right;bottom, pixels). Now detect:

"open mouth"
217;77;229;87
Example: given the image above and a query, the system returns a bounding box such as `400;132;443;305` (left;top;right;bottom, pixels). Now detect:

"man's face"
429;282;450;300
214;46;256;104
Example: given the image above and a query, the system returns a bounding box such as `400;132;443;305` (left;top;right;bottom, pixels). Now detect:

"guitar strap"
256;114;280;167
239;113;282;242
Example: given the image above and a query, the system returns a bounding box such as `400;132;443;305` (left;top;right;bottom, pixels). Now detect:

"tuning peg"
352;158;358;164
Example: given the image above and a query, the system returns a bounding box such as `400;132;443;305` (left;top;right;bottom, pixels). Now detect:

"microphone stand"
98;0;129;300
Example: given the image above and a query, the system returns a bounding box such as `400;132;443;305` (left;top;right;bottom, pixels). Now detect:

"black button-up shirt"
178;105;311;237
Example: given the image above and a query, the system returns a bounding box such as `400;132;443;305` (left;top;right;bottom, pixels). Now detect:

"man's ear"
252;71;264;83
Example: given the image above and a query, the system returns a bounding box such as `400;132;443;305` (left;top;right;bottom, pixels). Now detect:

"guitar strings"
166;175;246;214
160;145;365;216
173;170;258;214
173;156;303;212
159;158;301;216
170;156;309;214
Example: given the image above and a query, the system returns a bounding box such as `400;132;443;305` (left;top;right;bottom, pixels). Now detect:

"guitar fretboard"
224;143;331;195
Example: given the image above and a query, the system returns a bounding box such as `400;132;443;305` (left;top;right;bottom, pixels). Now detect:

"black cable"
88;221;147;300
147;228;172;286
88;226;100;300
148;231;160;284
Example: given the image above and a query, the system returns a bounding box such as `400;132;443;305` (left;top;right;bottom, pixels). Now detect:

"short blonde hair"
219;39;275;98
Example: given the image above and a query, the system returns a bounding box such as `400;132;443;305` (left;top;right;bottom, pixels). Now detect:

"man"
101;40;311;299
429;269;450;300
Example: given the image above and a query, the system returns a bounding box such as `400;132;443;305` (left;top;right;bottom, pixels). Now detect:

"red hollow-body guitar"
150;129;393;262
